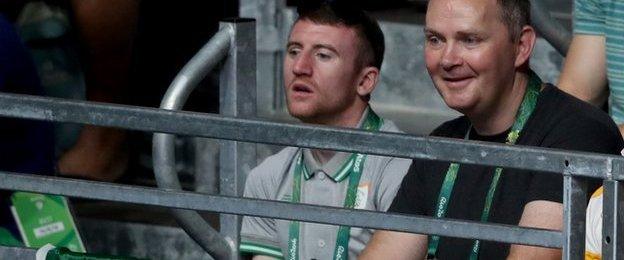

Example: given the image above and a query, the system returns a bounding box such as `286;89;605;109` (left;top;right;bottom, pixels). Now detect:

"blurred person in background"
558;0;624;259
55;0;236;182
0;11;55;244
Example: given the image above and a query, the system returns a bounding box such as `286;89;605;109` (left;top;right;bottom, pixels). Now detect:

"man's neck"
469;73;529;136
305;105;368;164
305;105;367;129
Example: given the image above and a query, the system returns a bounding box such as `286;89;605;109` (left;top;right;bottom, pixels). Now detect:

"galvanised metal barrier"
0;88;623;259
0;89;622;259
0;18;621;260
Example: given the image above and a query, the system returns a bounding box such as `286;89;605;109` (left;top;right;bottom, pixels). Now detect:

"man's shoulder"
380;118;404;133
244;147;298;199
374;117;413;164
547;84;612;120
248;147;298;180
525;84;623;152
540;84;619;133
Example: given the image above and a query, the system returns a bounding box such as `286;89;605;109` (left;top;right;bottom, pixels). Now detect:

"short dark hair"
296;1;385;69
497;0;531;41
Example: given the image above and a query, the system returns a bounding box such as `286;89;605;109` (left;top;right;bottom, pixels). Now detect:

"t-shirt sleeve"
528;113;623;203
388;160;427;215
574;0;605;35
526;170;564;203
374;158;412;211
239;169;283;258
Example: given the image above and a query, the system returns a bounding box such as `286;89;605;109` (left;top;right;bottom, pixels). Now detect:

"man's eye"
287;48;300;56
316;52;332;60
427;36;442;46
464;37;481;45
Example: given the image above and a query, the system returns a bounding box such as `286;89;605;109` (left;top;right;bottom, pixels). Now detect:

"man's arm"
558;34;624;136
240;158;282;259
558;34;608;107
359;231;427;259
507;200;563;260
361;159;428;259
375;158;412;211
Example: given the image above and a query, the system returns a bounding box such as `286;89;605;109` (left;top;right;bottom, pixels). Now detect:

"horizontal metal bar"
0;246;37;258
0;93;620;179
0;172;562;248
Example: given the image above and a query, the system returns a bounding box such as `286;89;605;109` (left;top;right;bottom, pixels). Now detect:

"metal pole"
602;180;624;260
219;19;257;260
562;175;587;260
0;246;37;258
0;172;562;249
152;25;234;259
0;93;623;180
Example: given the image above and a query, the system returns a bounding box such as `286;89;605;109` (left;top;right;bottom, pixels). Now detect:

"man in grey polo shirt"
239;2;411;260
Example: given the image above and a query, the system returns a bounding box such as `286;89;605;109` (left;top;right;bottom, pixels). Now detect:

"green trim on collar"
302;153;355;182
300;107;382;183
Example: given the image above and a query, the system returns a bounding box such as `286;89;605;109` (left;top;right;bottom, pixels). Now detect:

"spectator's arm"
58;0;140;181
359;231;427;260
558;34;608;107
506;200;563;260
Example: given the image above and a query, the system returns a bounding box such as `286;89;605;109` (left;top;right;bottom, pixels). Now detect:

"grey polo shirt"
240;110;411;260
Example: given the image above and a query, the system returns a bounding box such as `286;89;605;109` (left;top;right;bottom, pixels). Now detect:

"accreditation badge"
10;192;85;252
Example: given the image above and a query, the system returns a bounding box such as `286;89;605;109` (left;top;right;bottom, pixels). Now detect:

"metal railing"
0;84;622;259
0;17;621;260
152;19;255;259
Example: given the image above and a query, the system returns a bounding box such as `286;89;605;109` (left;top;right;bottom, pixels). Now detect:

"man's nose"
440;43;462;70
292;53;312;76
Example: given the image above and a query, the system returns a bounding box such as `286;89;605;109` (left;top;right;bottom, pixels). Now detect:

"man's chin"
287;107;314;121
443;99;474;115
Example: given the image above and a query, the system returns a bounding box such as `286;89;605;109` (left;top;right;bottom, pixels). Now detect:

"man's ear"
357;66;380;97
514;25;537;68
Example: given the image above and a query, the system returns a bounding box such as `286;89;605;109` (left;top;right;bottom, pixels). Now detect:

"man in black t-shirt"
360;0;624;259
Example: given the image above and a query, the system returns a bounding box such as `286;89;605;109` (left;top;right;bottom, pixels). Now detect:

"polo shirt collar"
301;107;370;182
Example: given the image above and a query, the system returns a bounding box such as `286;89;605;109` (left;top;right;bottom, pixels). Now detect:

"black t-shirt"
389;84;624;259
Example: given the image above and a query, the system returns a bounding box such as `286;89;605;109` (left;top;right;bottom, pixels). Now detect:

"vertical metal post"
219;19;257;260
562;174;587;260
240;0;288;115
194;138;219;194
602;180;624;260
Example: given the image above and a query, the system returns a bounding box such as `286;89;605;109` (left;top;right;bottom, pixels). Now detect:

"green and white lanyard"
427;72;542;260
287;110;382;260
